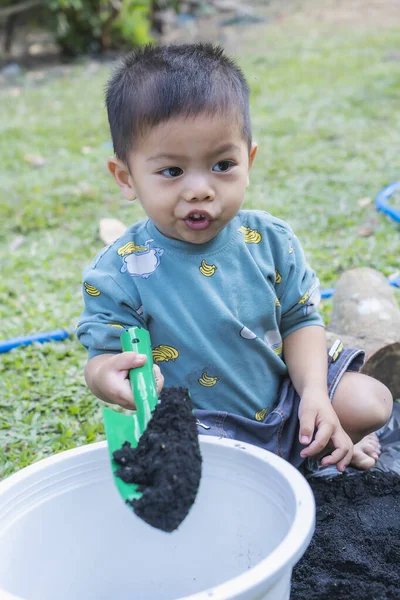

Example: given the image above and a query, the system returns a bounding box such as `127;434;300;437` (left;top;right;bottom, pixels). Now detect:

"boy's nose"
182;176;215;202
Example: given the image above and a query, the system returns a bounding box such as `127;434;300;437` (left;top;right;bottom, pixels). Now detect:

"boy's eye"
159;167;183;178
212;160;234;173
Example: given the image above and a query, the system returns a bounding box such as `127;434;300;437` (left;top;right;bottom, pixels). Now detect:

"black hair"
105;43;251;164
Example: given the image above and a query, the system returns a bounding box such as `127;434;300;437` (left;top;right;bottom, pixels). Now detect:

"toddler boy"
78;44;392;471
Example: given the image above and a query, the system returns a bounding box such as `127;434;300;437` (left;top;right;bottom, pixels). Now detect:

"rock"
327;268;400;397
23;154;46;167
329;268;400;341
99;218;127;245
358;196;372;208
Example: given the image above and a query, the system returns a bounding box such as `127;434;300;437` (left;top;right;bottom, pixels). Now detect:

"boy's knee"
368;376;393;428
333;372;393;436
355;374;393;433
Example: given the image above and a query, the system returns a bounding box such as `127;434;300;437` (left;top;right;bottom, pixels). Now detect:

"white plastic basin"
0;437;314;600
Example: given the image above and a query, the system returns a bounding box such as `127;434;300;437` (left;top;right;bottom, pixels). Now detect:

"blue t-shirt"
77;210;323;420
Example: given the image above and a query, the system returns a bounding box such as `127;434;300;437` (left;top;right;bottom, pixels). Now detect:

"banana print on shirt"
198;371;219;387
255;407;268;421
298;279;321;316
118;242;149;256
152;345;179;363
238;226;262;244
84;282;101;296
199;259;217;277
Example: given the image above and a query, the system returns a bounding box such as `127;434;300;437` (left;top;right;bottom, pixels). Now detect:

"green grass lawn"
1;16;399;478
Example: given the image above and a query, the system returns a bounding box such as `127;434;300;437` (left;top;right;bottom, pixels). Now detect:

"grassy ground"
1;5;399;478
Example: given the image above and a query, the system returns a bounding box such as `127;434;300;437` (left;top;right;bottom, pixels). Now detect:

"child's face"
109;112;257;244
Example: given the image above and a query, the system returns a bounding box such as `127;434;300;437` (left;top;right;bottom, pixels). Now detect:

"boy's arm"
77;266;163;408
283;325;328;394
283;325;353;472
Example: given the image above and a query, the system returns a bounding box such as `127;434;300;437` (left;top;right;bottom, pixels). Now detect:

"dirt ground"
292;470;400;600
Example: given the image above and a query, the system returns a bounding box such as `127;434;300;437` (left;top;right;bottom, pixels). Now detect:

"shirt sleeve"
276;229;324;339
77;267;145;359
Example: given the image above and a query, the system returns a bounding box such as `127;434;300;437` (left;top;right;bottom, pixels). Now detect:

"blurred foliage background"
0;0;188;56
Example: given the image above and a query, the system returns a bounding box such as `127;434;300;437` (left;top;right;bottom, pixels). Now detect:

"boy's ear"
107;157;137;201
246;142;258;187
249;142;258;169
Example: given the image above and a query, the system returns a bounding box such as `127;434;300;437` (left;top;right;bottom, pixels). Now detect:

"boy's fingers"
336;447;353;472
114;380;136;409
329;430;353;471
118;397;136;410
153;365;164;395
321;446;347;467
298;408;317;445
112;351;147;370
300;423;332;457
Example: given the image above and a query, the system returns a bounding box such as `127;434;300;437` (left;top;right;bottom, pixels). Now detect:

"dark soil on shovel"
291;471;400;600
113;387;202;533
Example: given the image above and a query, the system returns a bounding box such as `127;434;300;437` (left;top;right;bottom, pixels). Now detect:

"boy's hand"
298;391;353;472
85;352;164;410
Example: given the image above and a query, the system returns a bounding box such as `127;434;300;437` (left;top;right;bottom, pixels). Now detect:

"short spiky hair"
105;43;251;164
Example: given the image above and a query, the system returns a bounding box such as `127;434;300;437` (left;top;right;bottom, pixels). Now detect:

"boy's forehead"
134;112;247;156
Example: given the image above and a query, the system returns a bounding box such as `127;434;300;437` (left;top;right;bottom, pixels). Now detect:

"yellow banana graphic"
107;323;124;328
289;245;294;254
275;297;281;307
238;226;262;244
298;291;309;305
275;270;282;284
152;345;179;363
198;371;219;387
255;408;268;422
199;259;217;277
273;343;283;355
117;242;148;256
84;282;101;296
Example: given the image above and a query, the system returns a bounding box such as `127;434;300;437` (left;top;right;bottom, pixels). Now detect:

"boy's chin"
158;225;218;244
180;228;218;244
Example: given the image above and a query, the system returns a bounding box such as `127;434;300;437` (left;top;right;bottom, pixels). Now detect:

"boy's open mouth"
184;211;212;231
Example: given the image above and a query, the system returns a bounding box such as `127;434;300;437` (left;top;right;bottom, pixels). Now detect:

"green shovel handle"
121;327;158;434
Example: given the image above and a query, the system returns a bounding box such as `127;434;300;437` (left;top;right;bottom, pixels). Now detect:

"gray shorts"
194;340;365;468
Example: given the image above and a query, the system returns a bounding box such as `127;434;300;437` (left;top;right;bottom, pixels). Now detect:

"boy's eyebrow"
147;144;241;163
147;152;186;162
212;143;241;156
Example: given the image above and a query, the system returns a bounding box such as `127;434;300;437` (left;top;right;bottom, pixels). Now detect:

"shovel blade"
103;407;142;503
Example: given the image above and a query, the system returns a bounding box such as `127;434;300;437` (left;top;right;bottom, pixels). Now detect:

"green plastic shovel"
102;326;158;504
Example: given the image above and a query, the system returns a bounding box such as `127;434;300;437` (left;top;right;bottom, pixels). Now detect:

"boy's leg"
331;372;393;469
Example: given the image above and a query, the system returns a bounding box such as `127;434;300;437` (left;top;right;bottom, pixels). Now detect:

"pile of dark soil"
292;471;400;600
113;387;202;533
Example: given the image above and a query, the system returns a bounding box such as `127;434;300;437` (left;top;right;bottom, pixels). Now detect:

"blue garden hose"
375;180;400;224
0;329;72;353
1;183;399;353
321;180;400;299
